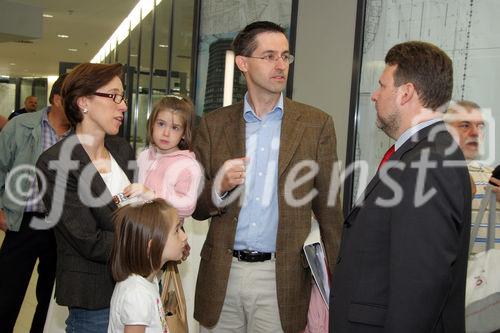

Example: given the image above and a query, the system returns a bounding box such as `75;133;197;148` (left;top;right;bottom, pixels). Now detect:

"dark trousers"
0;212;56;333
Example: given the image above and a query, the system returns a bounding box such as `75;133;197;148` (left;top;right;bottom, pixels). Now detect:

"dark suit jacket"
36;133;135;309
8;108;28;120
192;98;343;333
331;122;471;332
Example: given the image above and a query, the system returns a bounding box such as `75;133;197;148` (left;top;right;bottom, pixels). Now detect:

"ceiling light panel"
91;0;162;63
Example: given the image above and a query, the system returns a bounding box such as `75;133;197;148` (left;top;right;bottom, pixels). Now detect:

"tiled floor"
0;231;38;333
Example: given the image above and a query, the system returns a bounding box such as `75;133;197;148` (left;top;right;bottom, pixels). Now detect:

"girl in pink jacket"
136;95;202;232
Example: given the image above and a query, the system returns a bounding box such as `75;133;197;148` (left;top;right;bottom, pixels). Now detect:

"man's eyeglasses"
93;92;127;105
244;53;295;64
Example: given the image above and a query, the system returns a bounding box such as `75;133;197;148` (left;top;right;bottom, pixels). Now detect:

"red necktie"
378;145;395;171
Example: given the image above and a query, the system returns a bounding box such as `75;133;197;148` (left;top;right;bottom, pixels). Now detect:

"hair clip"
164;94;184;100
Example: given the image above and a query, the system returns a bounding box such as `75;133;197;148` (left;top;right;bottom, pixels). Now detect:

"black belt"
233;250;274;262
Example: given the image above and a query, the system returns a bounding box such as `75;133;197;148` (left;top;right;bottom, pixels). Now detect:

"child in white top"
108;199;187;333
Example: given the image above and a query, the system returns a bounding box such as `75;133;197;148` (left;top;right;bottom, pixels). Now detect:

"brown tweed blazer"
192;97;343;333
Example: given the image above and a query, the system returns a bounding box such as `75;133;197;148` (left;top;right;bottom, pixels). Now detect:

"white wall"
292;0;358;166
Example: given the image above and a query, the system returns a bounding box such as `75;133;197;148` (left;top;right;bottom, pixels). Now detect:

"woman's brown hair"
110;198;178;282
61;63;123;127
147;95;195;150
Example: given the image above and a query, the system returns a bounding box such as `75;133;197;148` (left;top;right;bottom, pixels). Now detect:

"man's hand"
215;157;249;195
0;209;7;232
490;176;500;203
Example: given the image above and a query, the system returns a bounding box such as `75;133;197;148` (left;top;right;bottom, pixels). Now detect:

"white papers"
303;218;330;307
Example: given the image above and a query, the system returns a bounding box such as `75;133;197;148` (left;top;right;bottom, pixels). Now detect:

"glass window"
169;0;195;96
129;20;141;150
32;78;47;109
100;0;196;152
152;0;173;101
116;38;129;67
135;10;154;151
0;82;16;118
195;0;293;117
117;36;131;139
20;78;33;105
347;0;500;207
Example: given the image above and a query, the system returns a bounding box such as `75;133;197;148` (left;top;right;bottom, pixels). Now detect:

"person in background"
445;100;500;253
331;41;471;332
108;199;187;333
192;21;342;333
0;115;7;130
8;95;38;120
492;177;500;202
36;63;152;333
0;74;70;333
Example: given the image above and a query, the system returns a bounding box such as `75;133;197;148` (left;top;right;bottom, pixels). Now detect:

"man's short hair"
444;100;482;123
385;41;453;111
49;73;68;105
232;21;286;57
447;100;481;114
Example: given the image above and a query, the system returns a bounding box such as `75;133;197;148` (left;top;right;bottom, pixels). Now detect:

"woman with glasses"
36;63;153;332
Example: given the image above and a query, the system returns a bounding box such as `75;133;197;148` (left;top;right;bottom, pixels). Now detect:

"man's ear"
398;82;415;106
235;55;248;73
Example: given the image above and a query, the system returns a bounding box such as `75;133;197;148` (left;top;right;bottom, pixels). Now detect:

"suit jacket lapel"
223;102;246;158
106;136;133;180
221;98;305;177
72;135;117;212
346;121;446;220
279;98;305;178
352;144;408;208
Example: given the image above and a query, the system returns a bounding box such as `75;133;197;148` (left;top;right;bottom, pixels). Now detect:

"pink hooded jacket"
137;148;202;220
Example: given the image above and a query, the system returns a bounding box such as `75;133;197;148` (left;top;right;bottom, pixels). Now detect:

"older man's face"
24;96;38;112
447;108;485;160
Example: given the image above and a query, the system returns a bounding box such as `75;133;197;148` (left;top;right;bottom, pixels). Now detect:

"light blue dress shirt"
233;93;284;252
395;118;442;150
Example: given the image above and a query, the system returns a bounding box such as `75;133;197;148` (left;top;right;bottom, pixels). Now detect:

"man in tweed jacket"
193;21;343;333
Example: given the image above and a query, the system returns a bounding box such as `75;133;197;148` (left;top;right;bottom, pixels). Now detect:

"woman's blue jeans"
65;307;110;333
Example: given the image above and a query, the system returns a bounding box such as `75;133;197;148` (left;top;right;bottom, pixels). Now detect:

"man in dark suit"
331;41;472;332
193;21;343;333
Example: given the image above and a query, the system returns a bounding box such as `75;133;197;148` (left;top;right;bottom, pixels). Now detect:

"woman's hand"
123;183;155;201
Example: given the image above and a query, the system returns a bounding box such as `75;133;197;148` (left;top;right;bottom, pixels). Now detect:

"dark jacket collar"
346;120;448;219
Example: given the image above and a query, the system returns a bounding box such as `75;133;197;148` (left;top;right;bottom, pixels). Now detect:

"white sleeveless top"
100;154;131;197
